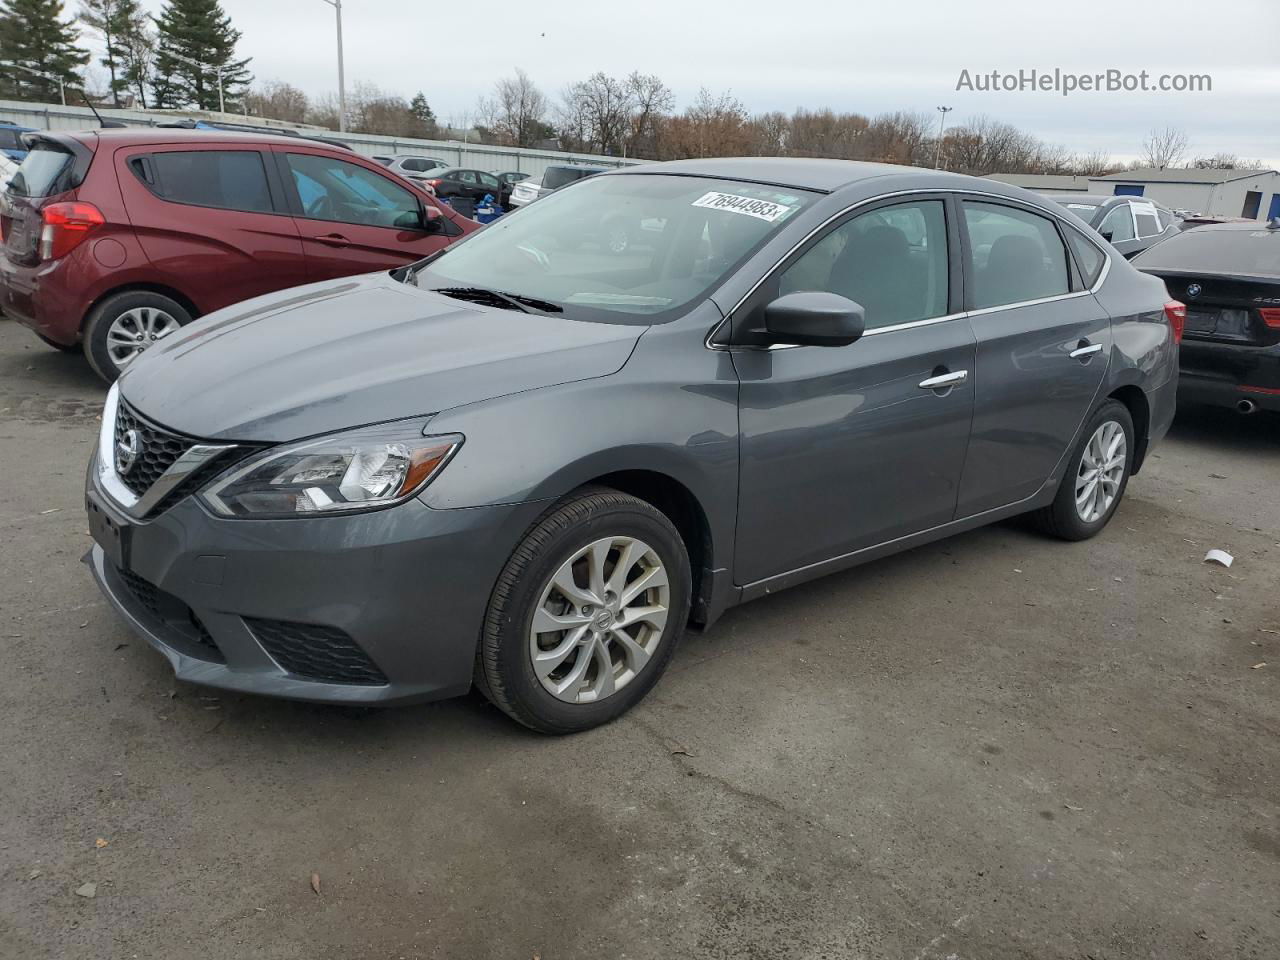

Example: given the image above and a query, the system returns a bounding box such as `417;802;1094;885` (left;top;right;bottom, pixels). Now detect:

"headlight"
200;423;462;518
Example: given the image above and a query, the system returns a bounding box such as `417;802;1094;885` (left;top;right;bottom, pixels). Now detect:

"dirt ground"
1;318;1277;960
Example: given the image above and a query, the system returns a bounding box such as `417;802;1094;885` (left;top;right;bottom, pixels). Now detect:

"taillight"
39;201;105;261
1259;307;1280;329
1163;300;1186;344
426;179;442;188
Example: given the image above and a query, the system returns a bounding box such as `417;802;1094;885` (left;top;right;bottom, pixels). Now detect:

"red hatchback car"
0;128;476;381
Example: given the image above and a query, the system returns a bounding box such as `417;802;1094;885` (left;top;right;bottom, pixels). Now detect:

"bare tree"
558;72;633;155
478;68;548;147
1140;126;1189;170
245;80;309;124
1191;152;1265;170
624;72;673;159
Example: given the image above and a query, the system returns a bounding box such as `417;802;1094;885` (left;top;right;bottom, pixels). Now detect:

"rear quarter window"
138;150;275;214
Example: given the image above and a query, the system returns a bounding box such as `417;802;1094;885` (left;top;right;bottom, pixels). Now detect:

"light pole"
5;62;66;105
320;0;346;132
164;49;225;114
935;105;953;170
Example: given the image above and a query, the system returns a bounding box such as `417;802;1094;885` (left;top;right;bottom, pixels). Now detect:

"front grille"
114;566;225;663
114;403;197;498
246;618;388;686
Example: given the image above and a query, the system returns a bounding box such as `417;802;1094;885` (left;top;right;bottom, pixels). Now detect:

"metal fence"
0;99;646;179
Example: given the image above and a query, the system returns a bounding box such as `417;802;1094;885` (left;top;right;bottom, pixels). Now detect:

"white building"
1085;168;1280;219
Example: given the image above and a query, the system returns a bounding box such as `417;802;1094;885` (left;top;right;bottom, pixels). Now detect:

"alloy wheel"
1075;420;1127;523
528;536;670;704
105;307;181;370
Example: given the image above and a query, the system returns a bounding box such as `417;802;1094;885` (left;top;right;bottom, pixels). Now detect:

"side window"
1158;207;1175;230
400;158;426;172
1098;204;1136;243
479;172;501;191
456;170;478;184
1064;225;1106;288
285;153;420;229
142;150;274;214
1132;200;1161;238
961;201;1070;309
778;200;949;330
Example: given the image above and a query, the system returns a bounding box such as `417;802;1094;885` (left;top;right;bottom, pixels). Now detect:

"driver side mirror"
1099;229;1114;242
763;291;865;347
417;204;445;233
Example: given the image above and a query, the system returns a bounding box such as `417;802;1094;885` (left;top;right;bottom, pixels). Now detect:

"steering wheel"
307;193;339;220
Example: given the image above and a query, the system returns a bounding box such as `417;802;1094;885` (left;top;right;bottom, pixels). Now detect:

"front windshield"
414;174;815;322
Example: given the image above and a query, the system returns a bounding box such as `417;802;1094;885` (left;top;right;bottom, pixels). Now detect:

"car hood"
119;273;644;443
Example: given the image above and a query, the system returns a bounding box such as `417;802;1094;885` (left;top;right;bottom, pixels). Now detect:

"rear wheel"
83;291;192;384
1031;399;1134;540
477;488;691;734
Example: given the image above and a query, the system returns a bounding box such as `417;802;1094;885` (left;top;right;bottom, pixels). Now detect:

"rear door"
118;144;308;313
733;195;976;583
274;148;456;281
955;197;1111;517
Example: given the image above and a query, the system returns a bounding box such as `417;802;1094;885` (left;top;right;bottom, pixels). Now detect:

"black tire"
477;487;692;734
34;331;79;353
83;291;193;384
1031;399;1135;541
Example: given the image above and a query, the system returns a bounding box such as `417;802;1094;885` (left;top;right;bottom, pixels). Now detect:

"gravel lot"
1;317;1277;960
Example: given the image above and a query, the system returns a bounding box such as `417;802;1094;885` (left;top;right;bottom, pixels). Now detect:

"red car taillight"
425;178;443;188
39;201;105;261
1163;300;1186;344
1259;307;1280;329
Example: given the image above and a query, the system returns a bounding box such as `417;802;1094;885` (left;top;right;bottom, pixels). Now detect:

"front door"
733;197;976;585
954;198;1111;517
276;148;452;281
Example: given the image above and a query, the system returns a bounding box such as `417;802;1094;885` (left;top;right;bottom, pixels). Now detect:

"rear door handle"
313;233;350;247
918;370;968;390
1070;342;1103;360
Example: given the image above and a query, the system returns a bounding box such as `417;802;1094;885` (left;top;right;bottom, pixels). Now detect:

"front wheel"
1031;399;1135;540
477;488;691;734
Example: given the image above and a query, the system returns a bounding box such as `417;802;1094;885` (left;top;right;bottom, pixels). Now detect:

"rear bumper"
0;252;88;345
1179;339;1280;412
85;466;547;706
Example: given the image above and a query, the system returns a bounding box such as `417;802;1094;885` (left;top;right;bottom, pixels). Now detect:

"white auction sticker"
692;191;793;222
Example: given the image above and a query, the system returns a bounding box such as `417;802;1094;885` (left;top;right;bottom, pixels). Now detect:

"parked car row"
0;128;477;381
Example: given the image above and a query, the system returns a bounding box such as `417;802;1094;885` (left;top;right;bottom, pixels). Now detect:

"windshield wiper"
431;286;563;315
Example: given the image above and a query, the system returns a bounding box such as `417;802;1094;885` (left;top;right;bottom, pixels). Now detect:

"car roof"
63;127;350;151
610;157;972;194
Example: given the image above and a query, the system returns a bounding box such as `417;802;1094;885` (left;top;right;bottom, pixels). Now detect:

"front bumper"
1179;339;1280;412
85;469;546;705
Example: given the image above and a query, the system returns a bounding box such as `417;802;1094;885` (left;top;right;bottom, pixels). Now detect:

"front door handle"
1070;342;1103;360
918;370;968;390
313;233;350;247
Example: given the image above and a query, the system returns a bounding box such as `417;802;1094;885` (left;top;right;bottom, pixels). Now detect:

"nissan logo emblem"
1185;283;1202;299
115;429;142;475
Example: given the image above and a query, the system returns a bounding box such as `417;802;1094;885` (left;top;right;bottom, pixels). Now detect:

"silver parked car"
507;163;610;208
86;158;1181;733
372;154;450;178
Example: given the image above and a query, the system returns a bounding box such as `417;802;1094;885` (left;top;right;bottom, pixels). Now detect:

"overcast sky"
120;0;1280;166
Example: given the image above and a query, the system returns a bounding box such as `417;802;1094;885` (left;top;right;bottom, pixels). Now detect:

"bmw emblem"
1186;283;1202;299
115;429;142;475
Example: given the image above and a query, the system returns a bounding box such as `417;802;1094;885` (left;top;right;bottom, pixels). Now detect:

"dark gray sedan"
86;159;1180;733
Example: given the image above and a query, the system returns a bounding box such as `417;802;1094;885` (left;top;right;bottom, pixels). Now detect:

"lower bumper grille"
245;618;388;686
115;566;225;663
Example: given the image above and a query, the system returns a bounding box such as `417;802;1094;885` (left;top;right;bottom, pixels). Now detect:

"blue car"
0;121;36;161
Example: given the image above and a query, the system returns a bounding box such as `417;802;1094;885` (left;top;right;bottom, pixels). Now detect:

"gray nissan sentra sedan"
85;158;1182;733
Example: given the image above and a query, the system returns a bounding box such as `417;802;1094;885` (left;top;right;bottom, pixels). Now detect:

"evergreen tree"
151;0;251;111
0;0;88;102
78;0;147;107
409;91;437;137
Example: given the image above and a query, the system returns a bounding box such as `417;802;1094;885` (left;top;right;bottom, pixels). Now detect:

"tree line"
0;2;1263;175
